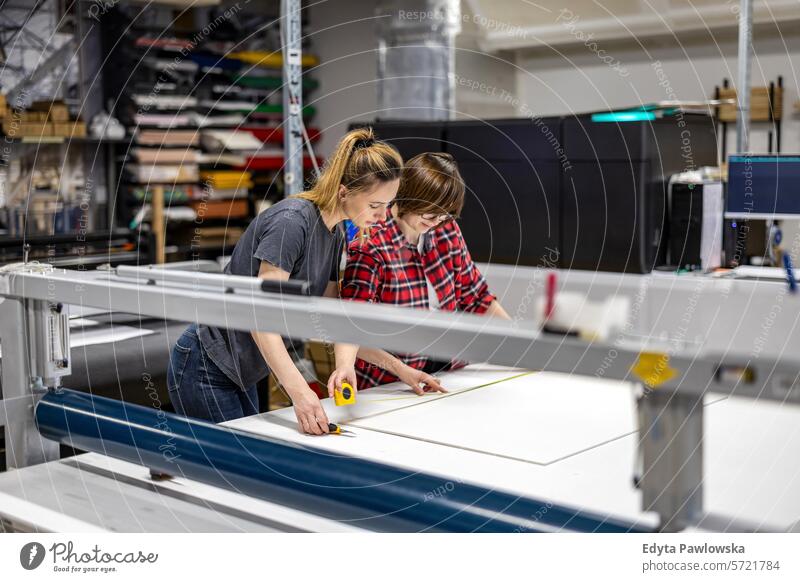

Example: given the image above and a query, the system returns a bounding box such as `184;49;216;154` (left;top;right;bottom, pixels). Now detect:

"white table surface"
229;364;800;532
1;364;798;532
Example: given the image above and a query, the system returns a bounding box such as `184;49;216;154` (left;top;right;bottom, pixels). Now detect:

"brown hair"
295;127;402;212
394;152;465;219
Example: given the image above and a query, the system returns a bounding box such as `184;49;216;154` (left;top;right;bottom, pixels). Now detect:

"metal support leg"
735;0;753;154
0;298;59;470
282;0;303;196
637;389;704;532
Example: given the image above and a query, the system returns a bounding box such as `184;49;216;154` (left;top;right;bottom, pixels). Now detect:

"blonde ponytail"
295;127;402;212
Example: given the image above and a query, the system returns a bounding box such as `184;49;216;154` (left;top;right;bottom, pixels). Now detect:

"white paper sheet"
70;326;155;348
69;318;101;328
351;371;639;465
0;325;155;358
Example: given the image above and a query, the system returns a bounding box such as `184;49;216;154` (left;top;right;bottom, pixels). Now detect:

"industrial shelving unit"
714;75;784;158
0;1;139;266
99;2;321;264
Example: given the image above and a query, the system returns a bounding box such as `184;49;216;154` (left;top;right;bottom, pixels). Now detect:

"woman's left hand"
397;366;447;395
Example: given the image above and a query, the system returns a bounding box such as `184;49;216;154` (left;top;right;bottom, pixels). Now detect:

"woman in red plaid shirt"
329;152;511;395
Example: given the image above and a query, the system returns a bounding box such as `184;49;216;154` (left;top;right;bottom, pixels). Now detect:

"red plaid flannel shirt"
341;213;496;388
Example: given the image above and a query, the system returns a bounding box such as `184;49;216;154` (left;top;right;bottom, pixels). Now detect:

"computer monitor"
726;155;800;219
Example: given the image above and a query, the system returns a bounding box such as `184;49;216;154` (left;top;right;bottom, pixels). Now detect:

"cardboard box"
2;120;53;137
52;123;70;137
51;121;87;138
717;86;783;122
30;100;70;122
267;374;292;410
191;198;249;220
29;122;54;137
305;340;335;384
49;105;70;122
71;121;86;138
21;111;47;122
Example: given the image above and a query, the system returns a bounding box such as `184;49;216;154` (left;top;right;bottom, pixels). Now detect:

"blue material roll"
35;388;649;532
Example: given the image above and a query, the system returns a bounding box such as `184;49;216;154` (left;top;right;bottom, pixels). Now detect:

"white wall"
512;22;800;260
306;1;381;158
514;22;799;154
454;4;518;119
307;0;519;157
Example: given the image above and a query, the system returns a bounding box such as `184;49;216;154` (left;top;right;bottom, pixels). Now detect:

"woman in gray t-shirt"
167;128;402;433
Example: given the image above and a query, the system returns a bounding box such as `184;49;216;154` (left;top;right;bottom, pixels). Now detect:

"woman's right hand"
327;366;358;399
396;365;447;395
287;385;330;435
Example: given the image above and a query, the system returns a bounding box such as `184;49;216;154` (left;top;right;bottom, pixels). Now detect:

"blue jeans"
168;324;258;422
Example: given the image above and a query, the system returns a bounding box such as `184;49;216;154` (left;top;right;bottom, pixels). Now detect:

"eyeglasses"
421;212;456;223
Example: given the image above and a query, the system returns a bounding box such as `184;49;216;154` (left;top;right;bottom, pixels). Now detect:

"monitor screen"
726;155;800;219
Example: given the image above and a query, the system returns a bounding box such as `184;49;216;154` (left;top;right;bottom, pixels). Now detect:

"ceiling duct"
376;0;461;120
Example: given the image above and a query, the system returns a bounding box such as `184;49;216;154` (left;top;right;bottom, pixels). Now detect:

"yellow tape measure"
334;382;356;406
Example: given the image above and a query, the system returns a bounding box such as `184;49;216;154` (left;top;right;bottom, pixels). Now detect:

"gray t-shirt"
198;197;345;389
